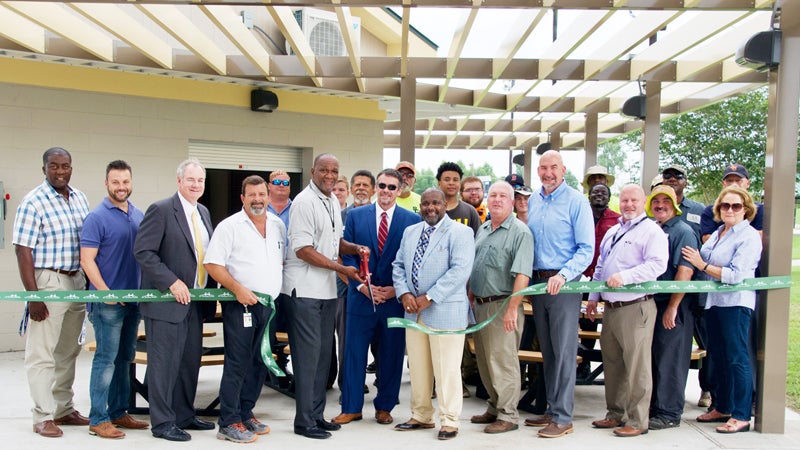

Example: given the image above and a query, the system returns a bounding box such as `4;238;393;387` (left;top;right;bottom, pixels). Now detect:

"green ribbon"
388;276;792;336
1;288;284;377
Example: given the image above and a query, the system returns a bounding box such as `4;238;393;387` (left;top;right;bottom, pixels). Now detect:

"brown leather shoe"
470;412;497;424
89;422;125;439
375;410;393;425
331;413;362;425
538;422;573;438
524;415;552;427
696;410;731;423
485;420;518;434
54;411;90;426
111;414;149;430
613;426;648;437
33;420;63;438
592;418;625;428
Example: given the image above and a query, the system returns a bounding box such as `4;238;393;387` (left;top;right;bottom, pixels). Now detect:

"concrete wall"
0;83;384;351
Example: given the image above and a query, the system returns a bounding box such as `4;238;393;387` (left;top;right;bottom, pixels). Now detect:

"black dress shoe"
437;427;458;440
153;425;191;442
394;421;435;431
316;419;341;431
294;426;331;439
181;417;215;430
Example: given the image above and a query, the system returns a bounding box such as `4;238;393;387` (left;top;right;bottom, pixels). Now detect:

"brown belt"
474;295;507;304
45;268;79;277
605;295;653;310
532;270;560;279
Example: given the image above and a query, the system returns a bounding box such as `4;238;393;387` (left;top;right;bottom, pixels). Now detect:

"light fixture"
250;89;279;112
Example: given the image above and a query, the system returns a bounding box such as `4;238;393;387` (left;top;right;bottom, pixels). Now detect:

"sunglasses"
270;179;290;186
661;172;685;180
378;183;398;191
719;202;744;212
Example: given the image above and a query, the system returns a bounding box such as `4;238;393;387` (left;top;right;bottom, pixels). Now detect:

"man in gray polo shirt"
283;153;367;440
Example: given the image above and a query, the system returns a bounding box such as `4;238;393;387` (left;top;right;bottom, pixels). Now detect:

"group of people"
11;146;763;444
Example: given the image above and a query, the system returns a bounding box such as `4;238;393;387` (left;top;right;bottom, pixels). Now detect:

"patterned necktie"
411;226;435;292
191;209;206;287
378;212;388;255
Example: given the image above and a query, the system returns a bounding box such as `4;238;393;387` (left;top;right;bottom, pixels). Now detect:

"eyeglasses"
377;183;398;191
270;179;290;186
463;188;482;194
398;171;415;178
661;172;685;180
719;202;744;212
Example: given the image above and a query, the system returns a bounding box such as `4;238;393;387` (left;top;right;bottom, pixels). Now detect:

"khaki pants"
406;323;465;428
599;298;656;429
474;301;523;422
25;269;86;423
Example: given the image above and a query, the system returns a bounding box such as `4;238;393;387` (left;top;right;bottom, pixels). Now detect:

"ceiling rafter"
266;5;322;87
201;5;272;77
333;5;365;92
0;4;45;53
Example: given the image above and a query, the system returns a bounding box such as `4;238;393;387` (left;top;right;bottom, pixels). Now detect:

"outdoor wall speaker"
535;142;552;155
735;30;781;72
512;154;525;165
621;95;647;120
251;89;279;112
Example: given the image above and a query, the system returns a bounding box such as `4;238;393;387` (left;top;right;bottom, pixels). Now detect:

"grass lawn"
794;235;800;260
788;267;800;410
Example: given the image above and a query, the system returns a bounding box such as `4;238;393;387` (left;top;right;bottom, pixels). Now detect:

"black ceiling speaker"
621;95;647;120
535;142;552;155
512;153;526;165
735;29;781;72
251;89;279;112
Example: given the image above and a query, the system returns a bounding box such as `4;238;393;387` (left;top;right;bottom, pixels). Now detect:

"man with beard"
333;169;421;426
342;170;376;217
645;185;699;430
81;160;149;439
392;188;475;440
436;162;481;236
587;185;668;437
395;161;421;214
660;165;704;238
468;182;533;434
134;158;217;442
523;150;593;438
14;147;92;438
204;175;285;443
283;153;367;439
460;176;488;223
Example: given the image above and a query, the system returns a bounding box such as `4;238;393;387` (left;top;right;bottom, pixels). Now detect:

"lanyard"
603;217;646;258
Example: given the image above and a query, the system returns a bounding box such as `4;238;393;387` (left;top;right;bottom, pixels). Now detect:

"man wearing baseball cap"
645;185;700;430
660;164;705;238
700;163;763;243
395;161;421;214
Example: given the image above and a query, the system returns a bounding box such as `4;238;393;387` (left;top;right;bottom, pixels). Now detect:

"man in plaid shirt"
13;147;91;438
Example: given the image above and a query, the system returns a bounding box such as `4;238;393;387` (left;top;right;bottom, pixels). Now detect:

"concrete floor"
2;326;800;450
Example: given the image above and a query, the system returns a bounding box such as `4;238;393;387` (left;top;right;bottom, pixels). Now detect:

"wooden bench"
466;338;581;364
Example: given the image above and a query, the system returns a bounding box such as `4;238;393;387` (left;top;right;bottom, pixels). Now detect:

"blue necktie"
411;226;435;292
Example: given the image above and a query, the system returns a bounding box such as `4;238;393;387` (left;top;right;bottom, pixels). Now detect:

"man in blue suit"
392;188;475;441
333;169;421;426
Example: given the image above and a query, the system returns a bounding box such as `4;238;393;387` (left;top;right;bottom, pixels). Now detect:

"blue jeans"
88;303;141;426
706;305;752;421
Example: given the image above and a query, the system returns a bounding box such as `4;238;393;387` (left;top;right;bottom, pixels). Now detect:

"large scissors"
358;248;376;312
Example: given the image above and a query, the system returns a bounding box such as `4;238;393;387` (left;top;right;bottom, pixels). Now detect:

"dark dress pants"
650;297;695;420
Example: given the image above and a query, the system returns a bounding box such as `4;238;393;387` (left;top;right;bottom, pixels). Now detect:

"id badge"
243;306;253;328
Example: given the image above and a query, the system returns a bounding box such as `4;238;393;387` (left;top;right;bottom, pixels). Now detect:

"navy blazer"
342;204;421;317
135;193;216;323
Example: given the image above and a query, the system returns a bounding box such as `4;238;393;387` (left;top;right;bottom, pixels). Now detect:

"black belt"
44;268;79;277
605;295;653;309
533;269;560;279
474;295;507;304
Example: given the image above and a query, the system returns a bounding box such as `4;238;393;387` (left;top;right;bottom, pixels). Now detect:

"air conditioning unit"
286;8;361;56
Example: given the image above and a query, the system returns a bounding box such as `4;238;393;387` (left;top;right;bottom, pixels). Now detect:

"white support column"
584;112;598;169
640;81;661;190
400;76;416;164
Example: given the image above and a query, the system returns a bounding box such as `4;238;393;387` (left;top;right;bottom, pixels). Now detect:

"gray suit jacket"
393;215;475;330
135;193;215;323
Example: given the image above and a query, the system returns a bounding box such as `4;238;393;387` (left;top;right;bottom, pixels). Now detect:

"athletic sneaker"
217;423;257;443
649;416;680;430
243;418;270;435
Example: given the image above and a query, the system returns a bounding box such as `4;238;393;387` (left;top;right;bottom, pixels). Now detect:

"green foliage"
621;88;773;204
414;167;436;193
564;169;580;190
788;267;800;410
413;160;499;194
597;138;641;192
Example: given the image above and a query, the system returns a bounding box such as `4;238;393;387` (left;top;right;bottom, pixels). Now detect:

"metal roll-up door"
189;140;303;172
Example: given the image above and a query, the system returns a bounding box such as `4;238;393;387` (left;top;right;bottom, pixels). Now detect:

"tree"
414;167;436;194
564;169;580;191
620;88;781;204
597;138;638;192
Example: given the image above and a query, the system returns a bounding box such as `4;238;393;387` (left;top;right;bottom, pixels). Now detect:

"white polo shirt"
204;209;285;299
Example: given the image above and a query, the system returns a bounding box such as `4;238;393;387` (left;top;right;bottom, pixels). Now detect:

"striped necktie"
411;226;435;292
378;212;388;254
